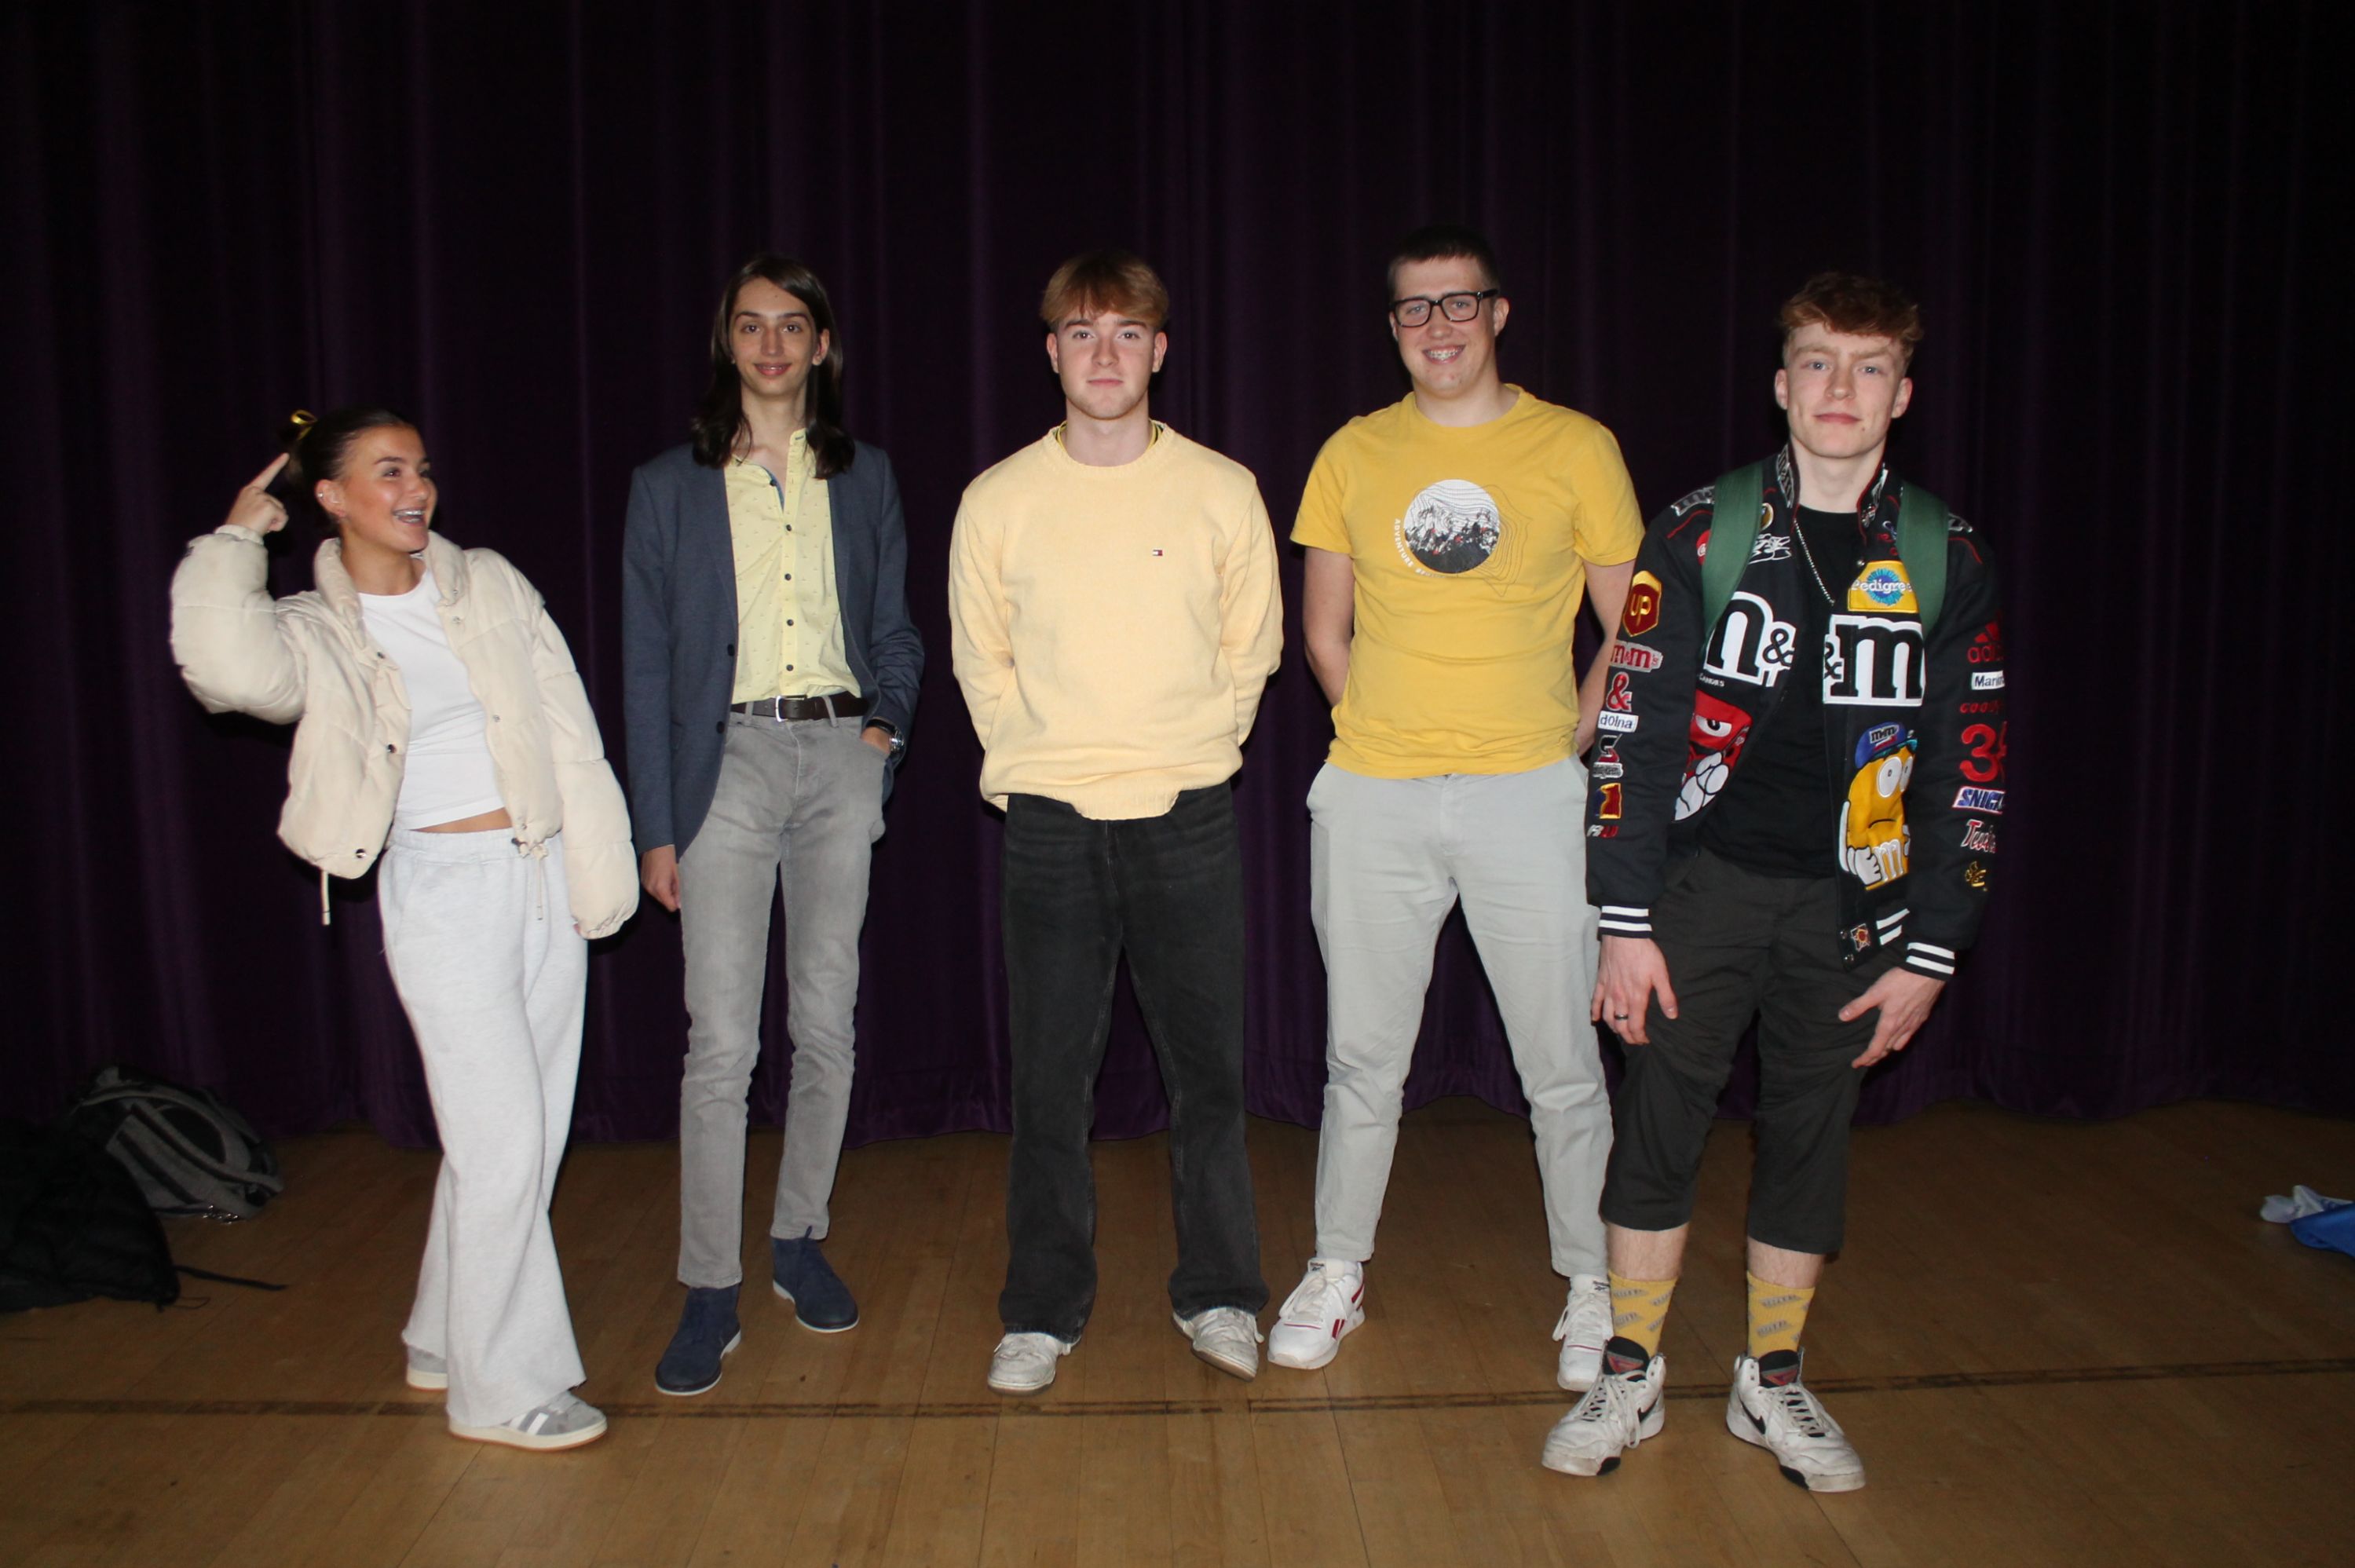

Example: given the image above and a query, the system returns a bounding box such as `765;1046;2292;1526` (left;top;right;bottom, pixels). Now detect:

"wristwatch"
865;719;905;754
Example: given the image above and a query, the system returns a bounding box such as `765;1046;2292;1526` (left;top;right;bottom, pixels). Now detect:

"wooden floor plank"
2;1098;2350;1568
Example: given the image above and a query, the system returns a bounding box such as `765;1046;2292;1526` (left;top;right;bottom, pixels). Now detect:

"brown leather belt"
730;693;868;722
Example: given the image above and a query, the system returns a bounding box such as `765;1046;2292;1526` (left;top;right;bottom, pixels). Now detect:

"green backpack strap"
1700;461;1768;628
1895;481;1947;634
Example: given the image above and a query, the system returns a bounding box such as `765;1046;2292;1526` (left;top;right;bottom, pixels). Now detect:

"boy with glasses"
1271;224;1644;1392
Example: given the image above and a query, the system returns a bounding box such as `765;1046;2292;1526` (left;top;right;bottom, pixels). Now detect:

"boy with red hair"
1548;273;2005;1489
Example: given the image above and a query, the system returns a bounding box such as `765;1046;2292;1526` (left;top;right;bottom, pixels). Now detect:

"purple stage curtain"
2;2;2345;1149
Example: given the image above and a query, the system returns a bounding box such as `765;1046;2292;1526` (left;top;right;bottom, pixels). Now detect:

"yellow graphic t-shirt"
1291;389;1644;777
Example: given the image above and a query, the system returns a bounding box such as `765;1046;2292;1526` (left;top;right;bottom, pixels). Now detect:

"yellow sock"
1746;1271;1816;1360
1607;1271;1677;1359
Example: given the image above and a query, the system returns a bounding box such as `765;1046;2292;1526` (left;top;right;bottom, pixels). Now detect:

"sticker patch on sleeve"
1621;571;1662;637
1597;711;1639;733
1610;641;1664;672
1972;671;2005;689
1952;785;2006;813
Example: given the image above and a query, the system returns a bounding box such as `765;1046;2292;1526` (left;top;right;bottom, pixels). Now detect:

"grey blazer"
620;440;923;857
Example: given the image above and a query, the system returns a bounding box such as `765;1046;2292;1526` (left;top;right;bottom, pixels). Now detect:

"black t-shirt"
1696;506;1856;879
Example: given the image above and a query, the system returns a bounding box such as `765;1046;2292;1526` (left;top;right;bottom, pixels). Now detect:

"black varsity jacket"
1584;447;2005;979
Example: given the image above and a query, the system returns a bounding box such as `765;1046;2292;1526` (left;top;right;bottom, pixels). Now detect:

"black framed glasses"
1389;288;1500;327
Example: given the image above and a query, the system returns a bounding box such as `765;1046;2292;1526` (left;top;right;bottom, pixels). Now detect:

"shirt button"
784;574;792;581
787;664;795;672
786;620;794;627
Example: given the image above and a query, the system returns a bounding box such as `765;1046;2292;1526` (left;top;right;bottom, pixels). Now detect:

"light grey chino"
1306;757;1611;1279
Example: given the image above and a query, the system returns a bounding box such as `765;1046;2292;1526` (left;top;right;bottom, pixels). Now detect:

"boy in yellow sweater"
948;251;1283;1395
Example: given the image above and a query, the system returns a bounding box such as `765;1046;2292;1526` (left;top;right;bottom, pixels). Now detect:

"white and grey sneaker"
987;1332;1074;1394
1552;1273;1614;1391
1726;1349;1866;1492
448;1391;608;1451
404;1345;448;1391
1265;1259;1365;1371
1175;1307;1264;1380
1541;1339;1666;1477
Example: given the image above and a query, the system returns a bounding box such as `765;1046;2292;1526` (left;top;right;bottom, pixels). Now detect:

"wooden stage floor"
3;1097;2351;1566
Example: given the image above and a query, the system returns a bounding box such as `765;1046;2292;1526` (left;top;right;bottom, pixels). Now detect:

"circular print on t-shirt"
1400;478;1502;574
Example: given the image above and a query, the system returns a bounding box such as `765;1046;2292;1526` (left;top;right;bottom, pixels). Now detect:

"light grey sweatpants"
380;827;587;1430
1306;758;1610;1278
675;713;885;1288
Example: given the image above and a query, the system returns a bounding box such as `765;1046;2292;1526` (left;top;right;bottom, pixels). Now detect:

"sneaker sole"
405;1365;448;1391
1541;1400;1664;1477
986;1371;1058;1395
656;1330;743;1397
446;1413;609;1451
1724;1405;1867;1492
773;1281;859;1333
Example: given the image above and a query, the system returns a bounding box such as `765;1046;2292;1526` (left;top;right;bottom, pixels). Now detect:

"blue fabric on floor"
2290;1203;2355;1259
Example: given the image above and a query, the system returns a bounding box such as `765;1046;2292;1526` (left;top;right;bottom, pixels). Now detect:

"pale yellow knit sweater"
948;426;1284;820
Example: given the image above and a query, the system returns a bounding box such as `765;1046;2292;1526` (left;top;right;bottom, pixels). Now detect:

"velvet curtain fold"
2;1;2343;1147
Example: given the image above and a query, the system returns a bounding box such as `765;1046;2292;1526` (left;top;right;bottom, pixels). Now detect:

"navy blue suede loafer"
656;1284;742;1395
772;1232;858;1332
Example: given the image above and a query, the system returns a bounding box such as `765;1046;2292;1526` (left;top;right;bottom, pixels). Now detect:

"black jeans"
998;784;1267;1340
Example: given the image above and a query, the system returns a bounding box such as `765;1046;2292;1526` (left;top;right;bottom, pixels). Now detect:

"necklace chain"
1790;512;1838;605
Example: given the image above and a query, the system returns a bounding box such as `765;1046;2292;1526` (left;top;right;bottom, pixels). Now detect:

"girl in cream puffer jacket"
170;488;635;936
169;408;633;1454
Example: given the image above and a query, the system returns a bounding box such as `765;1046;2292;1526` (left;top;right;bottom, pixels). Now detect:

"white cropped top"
357;568;506;830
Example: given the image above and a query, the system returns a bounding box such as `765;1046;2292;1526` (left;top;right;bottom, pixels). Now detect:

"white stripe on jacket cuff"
1905;941;1956;977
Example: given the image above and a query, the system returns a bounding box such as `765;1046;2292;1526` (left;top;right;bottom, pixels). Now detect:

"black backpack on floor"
0;1120;181;1311
61;1067;285;1221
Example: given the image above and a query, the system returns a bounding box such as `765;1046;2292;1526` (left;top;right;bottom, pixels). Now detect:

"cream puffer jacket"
170;524;638;938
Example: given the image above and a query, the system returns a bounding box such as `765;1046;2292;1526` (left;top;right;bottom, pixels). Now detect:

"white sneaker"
1266;1259;1365;1370
987;1332;1073;1394
448;1391;608;1452
1552;1274;1614;1391
1174;1307;1263;1380
1726;1350;1867;1492
1540;1344;1665;1476
404;1345;448;1391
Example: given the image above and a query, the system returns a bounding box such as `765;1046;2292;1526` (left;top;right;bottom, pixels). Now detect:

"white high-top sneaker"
1725;1348;1867;1492
1541;1340;1665;1476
